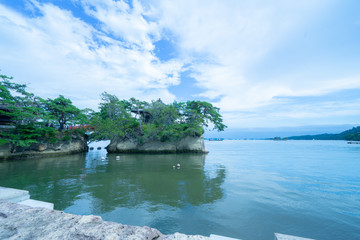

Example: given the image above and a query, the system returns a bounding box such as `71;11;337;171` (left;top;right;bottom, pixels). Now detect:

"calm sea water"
0;140;359;240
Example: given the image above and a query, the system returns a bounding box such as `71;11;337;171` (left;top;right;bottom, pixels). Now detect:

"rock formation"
0;133;88;160
107;136;208;153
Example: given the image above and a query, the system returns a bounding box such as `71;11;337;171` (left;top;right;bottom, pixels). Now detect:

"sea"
0;140;359;240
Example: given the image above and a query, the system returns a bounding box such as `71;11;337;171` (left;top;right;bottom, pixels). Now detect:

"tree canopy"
1;72;227;148
44;95;84;130
0;73;85;149
89;93;227;143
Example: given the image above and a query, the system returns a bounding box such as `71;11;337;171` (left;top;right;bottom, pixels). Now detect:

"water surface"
0;140;359;240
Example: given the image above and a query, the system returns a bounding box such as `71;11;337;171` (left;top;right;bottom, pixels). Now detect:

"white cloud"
142;0;360;128
223;98;360;128
79;0;160;51
0;1;183;110
1;0;359;129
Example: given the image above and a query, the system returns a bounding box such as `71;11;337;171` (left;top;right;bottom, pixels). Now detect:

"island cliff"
89;95;226;153
0;133;88;160
107;135;208;153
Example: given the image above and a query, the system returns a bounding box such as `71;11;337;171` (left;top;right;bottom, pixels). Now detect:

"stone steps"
275;233;315;240
18;199;54;209
211;233;314;240
210;234;241;240
0;186;30;203
0;186;53;210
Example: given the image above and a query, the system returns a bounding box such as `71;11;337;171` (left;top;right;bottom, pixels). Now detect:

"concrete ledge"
0;186;30;203
0;186;53;210
18;199;54;210
210;234;241;240
275;233;315;240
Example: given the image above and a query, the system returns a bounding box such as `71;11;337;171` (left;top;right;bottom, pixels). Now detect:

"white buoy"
176;163;180;168
101;157;105;161
116;156;120;160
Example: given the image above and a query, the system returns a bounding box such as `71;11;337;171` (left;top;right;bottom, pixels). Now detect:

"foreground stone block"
0;200;209;240
0;187;30;203
18;199;54;210
275;233;315;240
210;234;241;240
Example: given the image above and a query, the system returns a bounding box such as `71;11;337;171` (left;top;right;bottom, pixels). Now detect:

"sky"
1;0;360;137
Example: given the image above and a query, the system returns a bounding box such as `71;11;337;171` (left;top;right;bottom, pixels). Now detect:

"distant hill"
287;126;360;141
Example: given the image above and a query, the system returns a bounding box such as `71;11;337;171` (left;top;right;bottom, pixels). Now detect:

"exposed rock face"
0;200;209;240
0;144;11;158
107;136;208;153
0;134;88;160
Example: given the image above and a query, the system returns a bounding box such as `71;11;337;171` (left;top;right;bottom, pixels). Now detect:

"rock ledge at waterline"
0;200;209;240
107;136;208;153
0;134;88;160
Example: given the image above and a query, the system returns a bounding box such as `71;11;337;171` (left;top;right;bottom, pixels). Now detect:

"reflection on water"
0;154;86;210
0;148;225;232
81;153;225;213
2;140;359;239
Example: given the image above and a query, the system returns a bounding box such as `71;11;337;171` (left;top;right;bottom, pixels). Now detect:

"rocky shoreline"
107;136;208;153
0;135;209;159
0;134;88;160
0;200;209;240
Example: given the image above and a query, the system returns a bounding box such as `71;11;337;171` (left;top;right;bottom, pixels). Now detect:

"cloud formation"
0;1;183;109
1;0;360;128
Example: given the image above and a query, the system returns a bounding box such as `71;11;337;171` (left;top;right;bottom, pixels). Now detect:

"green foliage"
0;74;13;100
1;72;227;148
90;92;226;143
147;100;179;126
78;108;96;125
44;95;83;130
1;125;56;149
90;115;139;141
287;127;360;141
1;73;45;126
341;127;360;141
62;135;71;141
1;73;47;148
0;73;89;148
183;101;227;131
99;92;131;120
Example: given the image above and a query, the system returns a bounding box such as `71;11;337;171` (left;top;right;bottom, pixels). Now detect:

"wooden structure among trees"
130;109;152;123
0;105;13;126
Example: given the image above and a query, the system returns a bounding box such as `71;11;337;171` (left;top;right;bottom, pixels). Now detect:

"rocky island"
87;93;226;153
0;73;226;158
107;135;207;153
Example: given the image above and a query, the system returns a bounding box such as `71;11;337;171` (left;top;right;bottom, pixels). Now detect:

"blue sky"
1;0;360;135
